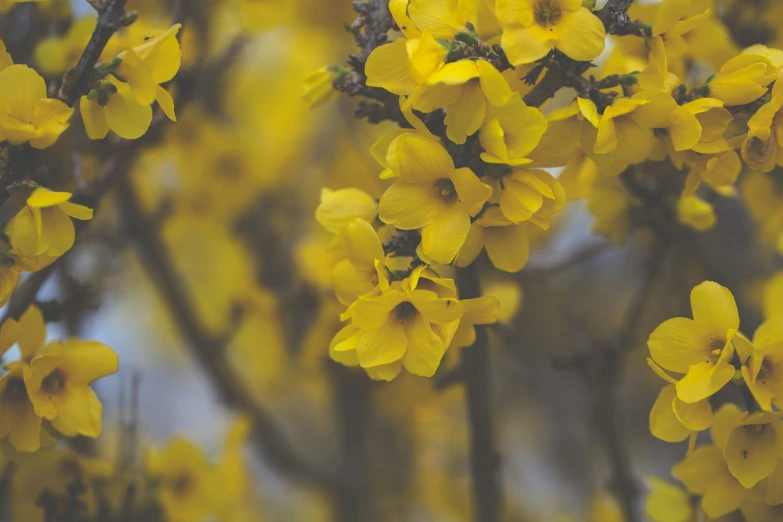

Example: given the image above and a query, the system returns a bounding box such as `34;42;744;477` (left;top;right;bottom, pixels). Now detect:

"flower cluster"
79;24;181;140
646;281;783;521
0;305;117;453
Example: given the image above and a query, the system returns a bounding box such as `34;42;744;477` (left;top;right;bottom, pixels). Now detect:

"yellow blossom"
742;319;783;412
648;0;711;61
423;59;514;144
332;218;386;306
80;76;155;140
302;66;340;109
495;0;606;65
676;195;716;231
479;93;548;165
147;437;217;522
315;187;378;234
24;335;118;438
451;295;500;349
742;70;783;173
709;53;778;107
377;132;492;264
365;30;447;112
645;477;699;522
115;24;182;106
671;404;748;518
336;267;463;379
648;281;742;404
722;409;783;488
5;187;93;258
0;64;72;148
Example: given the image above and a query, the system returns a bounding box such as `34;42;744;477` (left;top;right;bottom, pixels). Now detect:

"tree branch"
456;264;502;522
57;0;133;106
591;239;672;522
114;174;333;488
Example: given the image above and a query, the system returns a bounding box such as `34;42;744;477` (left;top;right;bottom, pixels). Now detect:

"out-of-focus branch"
114;175;333;488
57;0;133;106
586;239;672;522
456;264;502;522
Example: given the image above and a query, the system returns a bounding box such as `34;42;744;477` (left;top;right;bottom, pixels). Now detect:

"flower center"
535;0;562;27
4;377;27;403
434;179;458;204
42;369;66;395
746;135;776;165
393;301;418;322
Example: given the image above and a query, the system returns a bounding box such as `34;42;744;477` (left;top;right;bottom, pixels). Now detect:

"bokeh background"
3;0;783;520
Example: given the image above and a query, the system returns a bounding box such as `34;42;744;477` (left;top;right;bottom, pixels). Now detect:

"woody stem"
456;263;502;522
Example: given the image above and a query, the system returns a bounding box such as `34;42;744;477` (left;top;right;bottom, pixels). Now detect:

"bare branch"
57;0;134;106
456;264;502;522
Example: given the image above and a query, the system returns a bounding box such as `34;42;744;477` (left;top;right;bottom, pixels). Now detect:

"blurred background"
2;0;782;521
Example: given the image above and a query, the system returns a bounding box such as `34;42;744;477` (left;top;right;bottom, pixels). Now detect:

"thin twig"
57;0;132;106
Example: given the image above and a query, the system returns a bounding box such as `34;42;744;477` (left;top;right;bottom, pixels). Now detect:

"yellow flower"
479;93;548;165
302;66;340;109
495;0;606;65
423;59;514;144
709;53;778;107
645;477;698;522
0;313;45;453
33;17;94;76
377;133;492;264
671;404;747;518
0;64;72;148
315;187;377;234
742;319;783;412
80;76;155;140
24;336;118;438
451;296;500;349
5;187;93;258
332;218;386;306
647;281;741;404
490;168;566;225
722;409;783;489
336;267;463;379
742;70;783;173
456;221;534;273
583;92;676;169
668;98;732;153
365;30;447;112
0;261;20;308
648;0;711;60
147;437;216;522
393;0;501;41
115;24;182;106
648;359;713;443
676;195;716;232
681;149;742;198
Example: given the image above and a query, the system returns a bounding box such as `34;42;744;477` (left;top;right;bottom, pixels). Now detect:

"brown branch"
456;264;502;522
57;0;133;106
589;239;672;522
113;175;333;488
